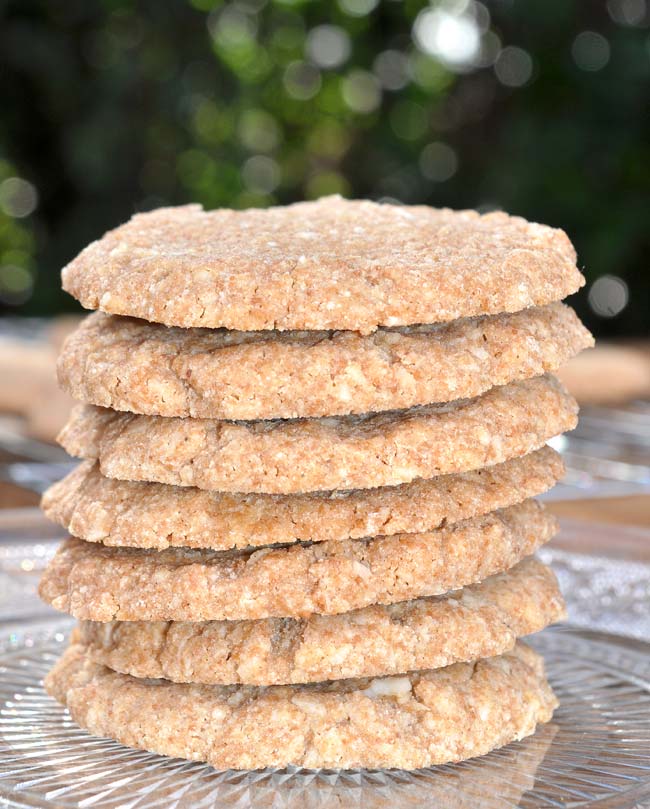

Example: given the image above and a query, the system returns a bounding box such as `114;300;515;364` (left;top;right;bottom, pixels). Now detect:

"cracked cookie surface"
38;499;556;622
42;447;563;550
46;641;557;769
57;303;592;419
60;197;584;333
77;557;564;685
57;375;577;494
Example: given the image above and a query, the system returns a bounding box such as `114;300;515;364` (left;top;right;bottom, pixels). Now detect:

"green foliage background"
0;0;648;337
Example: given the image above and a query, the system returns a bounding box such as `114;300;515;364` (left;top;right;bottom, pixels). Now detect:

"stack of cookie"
39;197;593;770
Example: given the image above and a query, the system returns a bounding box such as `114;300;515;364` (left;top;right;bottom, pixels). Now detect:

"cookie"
57;375;577;494
77;557;564;685
39;500;556;622
60;197;584;334
42;446;563;551
45;641;557;770
57;303;592;420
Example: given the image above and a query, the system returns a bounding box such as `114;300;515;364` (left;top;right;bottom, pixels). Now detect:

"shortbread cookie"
57;303;592;419
38;500;555;622
60;197;584;333
42;447;563;550
57;375;577;494
46;641;557;770
77;557;564;685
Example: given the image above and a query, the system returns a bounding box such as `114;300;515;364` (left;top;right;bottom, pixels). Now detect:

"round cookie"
45;641;557;770
57;303;592;420
60;197;584;333
57;375;577;494
42;446;563;551
38;499;556;622
77;557;565;686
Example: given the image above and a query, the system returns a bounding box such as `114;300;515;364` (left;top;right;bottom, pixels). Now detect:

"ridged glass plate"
0;626;649;808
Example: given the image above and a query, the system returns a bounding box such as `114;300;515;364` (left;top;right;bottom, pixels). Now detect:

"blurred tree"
0;0;648;336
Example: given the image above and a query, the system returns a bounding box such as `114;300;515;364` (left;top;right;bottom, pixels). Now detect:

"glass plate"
0;626;649;808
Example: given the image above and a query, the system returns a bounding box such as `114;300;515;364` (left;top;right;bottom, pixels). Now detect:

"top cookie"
61;196;584;333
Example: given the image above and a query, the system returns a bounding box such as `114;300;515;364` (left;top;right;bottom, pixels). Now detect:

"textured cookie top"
46;641;556;770
38;499;556;621
57;303;593;420
42;447;563;550
77;557;565;686
57;375;577;494
60;197;584;333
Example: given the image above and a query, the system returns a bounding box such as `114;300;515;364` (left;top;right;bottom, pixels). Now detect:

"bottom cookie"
46;641;556;770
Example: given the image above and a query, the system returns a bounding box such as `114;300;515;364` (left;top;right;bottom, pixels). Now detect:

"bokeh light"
342;69;381;113
373;50;410;91
283;61;321;100
238;109;281;153
0;177;38;218
588;275;629;317
419;142;458;182
474;30;502;68
306;25;351;69
607;0;647;25
390;101;428;141
242;155;281;194
413;3;481;72
571;32;611;71
0;264;33;304
338;0;379;17
494;47;533;87
208;6;258;50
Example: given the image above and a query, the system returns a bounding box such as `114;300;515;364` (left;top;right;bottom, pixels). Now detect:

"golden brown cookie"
57;375;577;494
42;447;563;550
77;557;564;685
60;197;584;333
57;303;592;419
38;500;556;622
45;641;557;770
